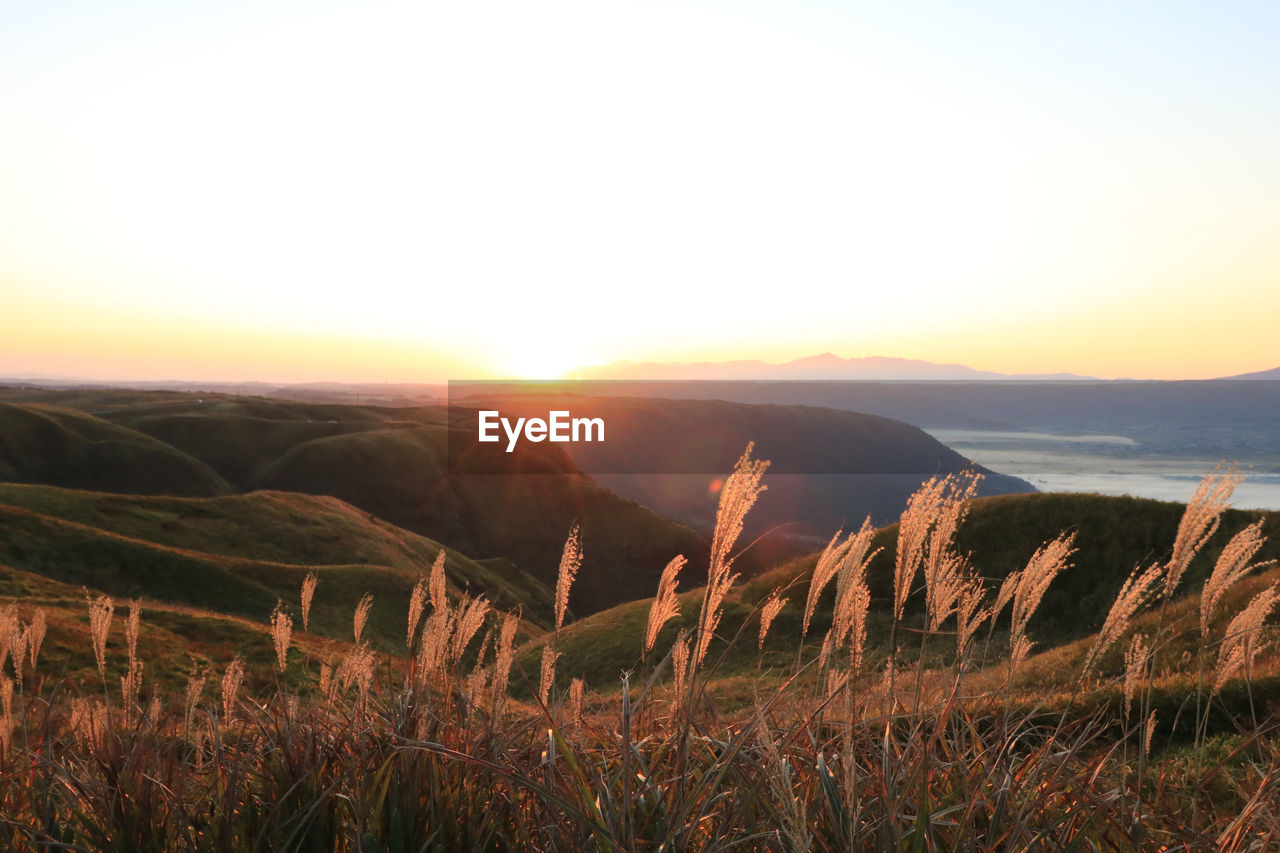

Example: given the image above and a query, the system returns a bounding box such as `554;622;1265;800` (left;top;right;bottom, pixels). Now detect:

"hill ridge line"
0;501;423;575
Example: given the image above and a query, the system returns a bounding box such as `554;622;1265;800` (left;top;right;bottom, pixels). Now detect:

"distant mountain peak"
1221;366;1280;380
580;355;1095;381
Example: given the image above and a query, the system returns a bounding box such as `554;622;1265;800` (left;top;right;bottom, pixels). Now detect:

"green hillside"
0;402;231;496
0;485;554;645
103;396;708;615
0;390;708;616
0;561;350;696
515;492;1280;695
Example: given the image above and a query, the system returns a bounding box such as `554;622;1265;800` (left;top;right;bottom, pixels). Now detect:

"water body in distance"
929;429;1280;511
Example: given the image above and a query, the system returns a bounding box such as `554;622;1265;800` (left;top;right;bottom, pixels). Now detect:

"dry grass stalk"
1123;633;1151;719
1213;584;1279;694
1085;564;1164;676
121;659;144;722
671;637;691;701
922;475;980;627
1;676;11;754
70;697;106;753
821;524;878;672
407;575;429;649
416;608;454;685
26;609;46;675
992;572;1019;625
300;571;318;633
9;626;26;684
758;590;788;649
1007;533;1076;668
538;643;560;705
926;553;971;633
1009;635;1034;672
757;716;813;852
569;677;586;720
464;662;490;706
954;580;988;664
465;627;495;705
339;644;377;707
491;611;519;714
1202;520;1270;637
429;550;448;612
319;662;334;700
184;669;206;735
645;555;686;654
126;599;141;663
894;476;947;620
894;472;978;621
709;443;770;580
846;583;873;673
1165;464;1243;598
222;656;244;722
1144;709;1157;757
555;524;583;631
271;602;292;673
696;443;768;671
0;606;15;673
353;593;374;644
694;564;738;673
803;529;855;637
88;595;114;678
451;596;491;665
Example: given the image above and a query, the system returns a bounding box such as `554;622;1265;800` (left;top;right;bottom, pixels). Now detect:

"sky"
2;0;1278;381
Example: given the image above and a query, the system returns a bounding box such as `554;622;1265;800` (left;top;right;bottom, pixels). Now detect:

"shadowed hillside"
452;393;1035;555
0;402;231;496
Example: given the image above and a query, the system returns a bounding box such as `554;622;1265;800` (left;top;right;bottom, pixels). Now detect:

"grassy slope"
115;400;709;615
0;485;554;646
0;402;231;497
516;492;1280;698
0;562;353;697
0;390;708;617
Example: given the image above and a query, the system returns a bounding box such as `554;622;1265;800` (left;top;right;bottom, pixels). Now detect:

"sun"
492;341;586;380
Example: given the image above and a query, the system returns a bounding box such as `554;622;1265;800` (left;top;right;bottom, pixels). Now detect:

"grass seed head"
222;656;244;722
87;595;114;678
758;590;788;649
539;642;560;706
1166;463;1243;598
1202;520;1270;637
555;523;583;631
271;601;292;672
1213;584;1280;693
300;571;318;633
353;593;374;644
646;555;686;654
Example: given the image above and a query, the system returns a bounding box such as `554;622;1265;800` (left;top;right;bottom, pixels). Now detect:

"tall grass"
0;450;1278;850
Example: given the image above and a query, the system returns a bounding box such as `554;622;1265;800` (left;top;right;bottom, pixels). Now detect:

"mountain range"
578;353;1096;381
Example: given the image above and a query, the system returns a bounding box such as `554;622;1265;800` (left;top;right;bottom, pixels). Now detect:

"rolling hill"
514;492;1280;696
0;402;231;496
0;484;555;644
448;392;1036;552
0;390;709;616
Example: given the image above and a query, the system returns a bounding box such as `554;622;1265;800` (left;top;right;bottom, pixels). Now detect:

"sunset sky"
2;1;1278;382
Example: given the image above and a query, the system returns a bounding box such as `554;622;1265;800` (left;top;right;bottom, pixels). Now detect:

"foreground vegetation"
1;449;1278;850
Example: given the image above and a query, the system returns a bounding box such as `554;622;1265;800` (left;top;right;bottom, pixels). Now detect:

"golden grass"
1;454;1278;849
